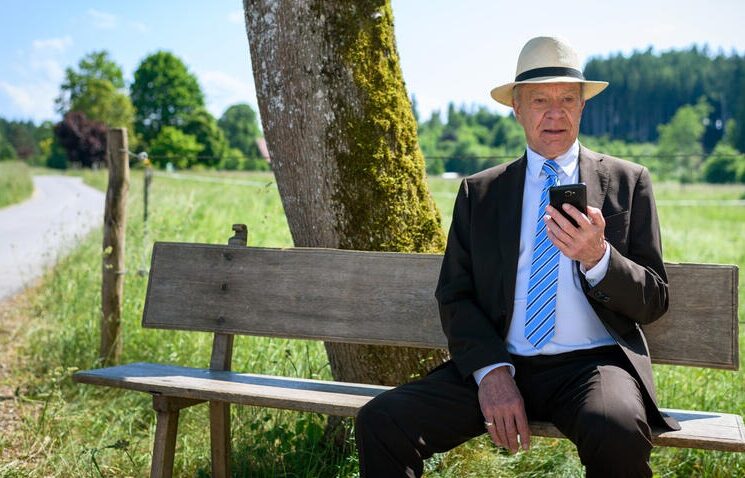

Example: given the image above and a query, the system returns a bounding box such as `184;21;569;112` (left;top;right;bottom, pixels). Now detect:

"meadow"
0;161;33;209
0;166;743;477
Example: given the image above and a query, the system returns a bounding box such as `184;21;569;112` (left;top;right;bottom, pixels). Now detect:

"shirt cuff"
473;362;515;386
581;241;611;286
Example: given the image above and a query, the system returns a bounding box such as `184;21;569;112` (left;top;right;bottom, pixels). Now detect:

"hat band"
515;66;585;82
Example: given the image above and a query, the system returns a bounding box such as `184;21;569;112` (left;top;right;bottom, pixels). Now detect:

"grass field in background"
0;161;33;209
1;167;743;477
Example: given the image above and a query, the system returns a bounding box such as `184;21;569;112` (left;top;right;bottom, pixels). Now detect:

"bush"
46;139;69;170
148;126;203;169
702;143;745;183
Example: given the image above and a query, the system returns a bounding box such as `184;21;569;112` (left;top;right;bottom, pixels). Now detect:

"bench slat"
142;243;739;370
72;363;745;452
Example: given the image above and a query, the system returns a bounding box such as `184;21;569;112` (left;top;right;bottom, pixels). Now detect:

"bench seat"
74;362;745;452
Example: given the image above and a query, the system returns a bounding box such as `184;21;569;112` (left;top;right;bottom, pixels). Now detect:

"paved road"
0;175;105;302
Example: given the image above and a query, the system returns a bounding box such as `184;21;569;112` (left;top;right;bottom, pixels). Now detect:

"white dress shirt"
473;141;615;384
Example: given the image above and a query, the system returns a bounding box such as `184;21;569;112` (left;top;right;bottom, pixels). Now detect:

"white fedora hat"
490;36;608;107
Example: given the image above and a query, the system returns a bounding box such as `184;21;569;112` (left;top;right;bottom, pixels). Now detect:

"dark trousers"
355;345;653;478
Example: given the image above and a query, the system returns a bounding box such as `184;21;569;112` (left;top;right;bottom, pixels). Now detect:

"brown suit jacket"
435;145;679;431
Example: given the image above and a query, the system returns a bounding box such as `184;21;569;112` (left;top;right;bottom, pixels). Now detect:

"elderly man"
355;36;679;478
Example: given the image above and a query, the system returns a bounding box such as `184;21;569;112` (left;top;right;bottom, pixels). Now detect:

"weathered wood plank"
74;362;387;417
72;363;745;452
142;243;739;369
643;264;739;370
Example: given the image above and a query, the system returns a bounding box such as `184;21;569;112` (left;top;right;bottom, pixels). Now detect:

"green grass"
0;160;34;208
2;168;744;477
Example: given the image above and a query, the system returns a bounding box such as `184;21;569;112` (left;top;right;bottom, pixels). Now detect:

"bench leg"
210;401;231;478
151;408;180;478
150;396;202;478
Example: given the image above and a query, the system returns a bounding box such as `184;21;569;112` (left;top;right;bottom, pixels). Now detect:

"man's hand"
544;204;606;270
478;366;531;453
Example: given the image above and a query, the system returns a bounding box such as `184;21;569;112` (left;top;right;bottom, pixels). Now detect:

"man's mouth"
543;129;566;135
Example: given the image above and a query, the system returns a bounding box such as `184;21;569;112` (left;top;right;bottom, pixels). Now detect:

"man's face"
513;83;585;159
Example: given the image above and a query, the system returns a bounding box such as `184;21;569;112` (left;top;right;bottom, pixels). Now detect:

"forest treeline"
417;45;745;183
582;45;745;150
2;45;744;183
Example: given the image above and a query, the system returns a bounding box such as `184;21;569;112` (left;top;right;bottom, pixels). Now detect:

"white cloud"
31;59;65;82
87;9;117;29
0;50;66;121
0;80;58;119
198;69;258;118
32;36;73;52
0;83;35;113
130;21;149;33
227;10;244;25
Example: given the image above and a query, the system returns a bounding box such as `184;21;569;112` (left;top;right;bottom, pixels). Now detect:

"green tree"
181;108;228;168
21;121;55;167
0;130;18;160
490;115;525;153
218;103;262;160
56;51;136;147
417;111;445;175
70;79;135;129
656;98;712;181
730;60;745;153
46;139;68;169
148;126;203;169
4;121;37;159
130;51;205;145
56;51;125;114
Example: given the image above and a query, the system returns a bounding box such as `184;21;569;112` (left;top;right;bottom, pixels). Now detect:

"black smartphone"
549;183;587;227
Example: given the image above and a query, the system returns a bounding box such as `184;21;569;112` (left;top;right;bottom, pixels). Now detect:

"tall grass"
2;169;743;477
0;160;33;208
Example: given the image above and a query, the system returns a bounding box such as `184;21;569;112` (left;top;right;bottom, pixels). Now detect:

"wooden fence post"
100;128;130;365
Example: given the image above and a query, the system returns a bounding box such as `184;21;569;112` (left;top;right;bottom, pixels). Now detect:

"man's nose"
545;100;566;119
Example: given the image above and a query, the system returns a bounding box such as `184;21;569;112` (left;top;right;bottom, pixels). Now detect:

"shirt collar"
526;140;579;181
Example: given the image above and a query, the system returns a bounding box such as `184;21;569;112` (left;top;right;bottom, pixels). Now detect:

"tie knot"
543;160;560;178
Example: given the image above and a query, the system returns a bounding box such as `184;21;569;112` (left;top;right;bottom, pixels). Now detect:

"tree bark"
244;0;447;386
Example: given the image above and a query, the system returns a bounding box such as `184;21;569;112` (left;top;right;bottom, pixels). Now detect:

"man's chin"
534;141;573;159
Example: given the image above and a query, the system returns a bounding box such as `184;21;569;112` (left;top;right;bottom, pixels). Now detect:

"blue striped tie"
525;160;560;349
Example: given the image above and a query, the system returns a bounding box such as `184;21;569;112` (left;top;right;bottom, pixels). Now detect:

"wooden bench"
73;225;744;477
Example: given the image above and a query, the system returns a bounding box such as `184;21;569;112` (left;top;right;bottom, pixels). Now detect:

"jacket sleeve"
435;179;513;380
583;167;669;325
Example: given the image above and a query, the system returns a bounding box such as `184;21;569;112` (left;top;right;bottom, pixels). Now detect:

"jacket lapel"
498;154;527;317
578;145;609;210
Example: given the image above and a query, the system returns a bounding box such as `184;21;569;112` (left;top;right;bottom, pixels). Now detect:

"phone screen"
548;184;587;227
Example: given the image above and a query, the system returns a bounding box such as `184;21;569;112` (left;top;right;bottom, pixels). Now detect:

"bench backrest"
143;241;740;370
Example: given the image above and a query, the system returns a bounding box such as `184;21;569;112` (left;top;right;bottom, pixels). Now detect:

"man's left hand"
544;204;606;270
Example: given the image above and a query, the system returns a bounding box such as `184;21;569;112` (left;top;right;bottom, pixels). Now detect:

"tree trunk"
244;0;448;387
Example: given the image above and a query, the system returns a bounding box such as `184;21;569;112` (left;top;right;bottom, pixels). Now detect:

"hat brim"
490;77;609;107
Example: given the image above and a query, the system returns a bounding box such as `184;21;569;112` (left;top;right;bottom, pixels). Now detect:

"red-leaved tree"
54;111;108;168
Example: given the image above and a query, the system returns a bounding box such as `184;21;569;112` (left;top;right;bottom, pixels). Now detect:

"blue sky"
0;0;743;124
